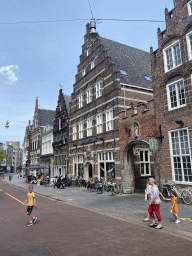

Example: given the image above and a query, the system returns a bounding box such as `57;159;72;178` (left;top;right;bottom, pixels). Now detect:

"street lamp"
89;19;98;42
5;121;9;129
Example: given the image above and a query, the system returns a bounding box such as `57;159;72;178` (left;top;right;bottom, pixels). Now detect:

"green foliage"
0;149;9;164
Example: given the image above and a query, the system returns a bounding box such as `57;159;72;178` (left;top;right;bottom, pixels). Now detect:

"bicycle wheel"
176;196;181;204
181;190;192;205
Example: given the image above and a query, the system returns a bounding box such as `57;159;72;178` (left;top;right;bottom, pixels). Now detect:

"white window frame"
86;88;92;104
186;31;192;60
87;118;93;137
166;78;186;111
96;113;103;134
96;81;102;98
188;0;192;16
106;151;114;162
91;60;95;69
105;109;113;131
163;40;182;73
73;125;77;141
86;48;90;56
169;128;192;184
82;68;86;77
79;122;84;139
78;94;83;108
139;149;151;176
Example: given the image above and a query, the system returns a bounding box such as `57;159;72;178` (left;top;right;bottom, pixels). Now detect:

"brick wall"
151;0;192;184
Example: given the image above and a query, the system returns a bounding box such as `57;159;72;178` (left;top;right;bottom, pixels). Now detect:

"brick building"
52;89;71;177
22;121;32;169
68;24;154;192
151;0;192;186
30;97;55;166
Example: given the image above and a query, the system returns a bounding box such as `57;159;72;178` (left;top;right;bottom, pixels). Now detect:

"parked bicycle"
165;182;192;205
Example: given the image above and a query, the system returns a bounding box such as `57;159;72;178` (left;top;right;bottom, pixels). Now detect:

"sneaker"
27;222;33;226
33;217;37;224
175;219;180;224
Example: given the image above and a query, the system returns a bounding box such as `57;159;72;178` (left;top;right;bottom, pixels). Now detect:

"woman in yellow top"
165;191;180;224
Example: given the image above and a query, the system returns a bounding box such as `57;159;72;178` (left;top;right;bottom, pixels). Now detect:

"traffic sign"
149;139;158;152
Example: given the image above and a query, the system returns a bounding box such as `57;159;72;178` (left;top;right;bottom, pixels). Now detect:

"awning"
26;165;49;170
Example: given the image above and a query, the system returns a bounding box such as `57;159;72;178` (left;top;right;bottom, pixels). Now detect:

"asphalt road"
7;175;192;234
1;178;192;256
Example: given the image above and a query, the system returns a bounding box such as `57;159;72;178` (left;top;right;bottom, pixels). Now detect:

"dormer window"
120;70;127;76
188;0;192;16
82;68;86;77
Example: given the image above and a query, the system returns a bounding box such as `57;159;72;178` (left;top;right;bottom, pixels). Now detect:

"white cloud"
0;65;19;83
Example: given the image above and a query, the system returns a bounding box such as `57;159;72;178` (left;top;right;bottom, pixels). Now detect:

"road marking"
0;189;3;191
180;218;192;222
5;192;27;205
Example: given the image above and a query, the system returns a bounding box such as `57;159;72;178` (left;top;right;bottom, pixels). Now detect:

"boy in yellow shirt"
23;185;37;226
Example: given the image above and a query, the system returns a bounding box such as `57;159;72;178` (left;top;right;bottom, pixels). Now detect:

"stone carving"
134;123;139;137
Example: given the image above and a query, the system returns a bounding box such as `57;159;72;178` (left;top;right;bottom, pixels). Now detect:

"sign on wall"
149;139;158;152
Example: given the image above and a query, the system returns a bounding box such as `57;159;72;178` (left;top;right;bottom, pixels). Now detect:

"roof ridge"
99;37;150;54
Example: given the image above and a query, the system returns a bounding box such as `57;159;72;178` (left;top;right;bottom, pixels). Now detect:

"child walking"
23;185;37;226
165;191;180;224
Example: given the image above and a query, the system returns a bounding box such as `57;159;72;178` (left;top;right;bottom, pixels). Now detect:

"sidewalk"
4;174;192;236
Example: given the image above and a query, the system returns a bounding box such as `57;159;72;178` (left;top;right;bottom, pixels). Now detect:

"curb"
3;179;192;242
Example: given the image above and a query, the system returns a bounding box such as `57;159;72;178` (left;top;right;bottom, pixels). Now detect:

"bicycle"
166;182;192;205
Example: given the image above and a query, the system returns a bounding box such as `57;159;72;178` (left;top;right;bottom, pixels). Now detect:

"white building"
40;124;54;177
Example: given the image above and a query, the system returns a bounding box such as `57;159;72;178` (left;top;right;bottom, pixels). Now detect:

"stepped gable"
63;95;71;115
99;37;152;90
38;109;55;126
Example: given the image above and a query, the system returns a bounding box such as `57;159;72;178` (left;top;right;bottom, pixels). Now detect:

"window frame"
169;127;192;184
86;88;92;104
91;60;95;69
96;113;103;134
87;118;93;137
139;149;151;176
86;48;90;56
163;40;182;73
59;118;61;130
188;0;192;16
105;109;113;132
72;125;77;141
78;94;83;108
79;122;84;139
82;68;86;77
186;31;192;60
166;78;186;111
96;81;102;98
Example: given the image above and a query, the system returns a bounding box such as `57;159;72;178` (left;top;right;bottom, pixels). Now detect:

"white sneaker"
175;220;180;224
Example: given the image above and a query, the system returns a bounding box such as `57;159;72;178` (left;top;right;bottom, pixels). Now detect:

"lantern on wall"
5;121;9;129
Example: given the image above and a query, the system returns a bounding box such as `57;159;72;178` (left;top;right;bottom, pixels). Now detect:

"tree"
0;149;9;165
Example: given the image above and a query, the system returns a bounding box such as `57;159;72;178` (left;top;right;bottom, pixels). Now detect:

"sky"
0;0;174;147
